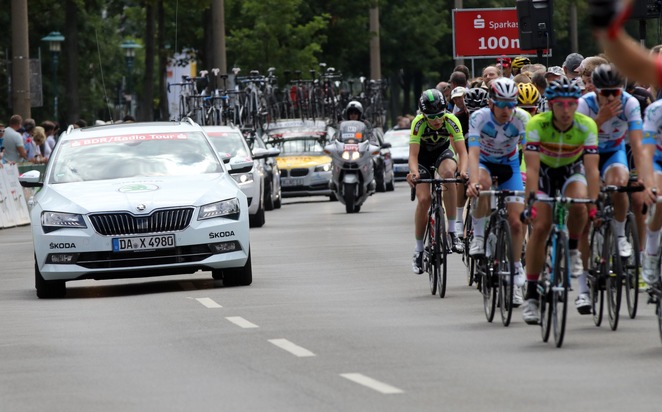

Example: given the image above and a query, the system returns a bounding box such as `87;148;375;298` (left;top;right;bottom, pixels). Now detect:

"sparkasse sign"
452;8;550;58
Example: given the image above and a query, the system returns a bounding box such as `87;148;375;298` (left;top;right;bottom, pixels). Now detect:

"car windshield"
50;131;223;183
206;131;251;158
384;130;410;148
272;138;324;154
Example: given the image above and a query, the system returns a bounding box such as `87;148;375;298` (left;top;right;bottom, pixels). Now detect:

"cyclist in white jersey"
577;65;641;239
466;78;530;306
640;100;662;285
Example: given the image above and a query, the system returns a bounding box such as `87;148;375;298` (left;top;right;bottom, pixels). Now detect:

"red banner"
452;8;549;58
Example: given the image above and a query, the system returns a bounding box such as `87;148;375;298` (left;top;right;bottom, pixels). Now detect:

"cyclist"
516;83;541;116
344;100;376;144
466;78;530;306
640;99;662;286
511;56;532;77
576;64;641;265
520;77;600;324
464;88;490;113
408;89;468;273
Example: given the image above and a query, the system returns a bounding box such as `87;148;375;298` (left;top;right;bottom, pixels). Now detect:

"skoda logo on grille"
136;204;146;211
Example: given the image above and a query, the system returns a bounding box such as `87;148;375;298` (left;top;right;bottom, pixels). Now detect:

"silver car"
383;128;410;180
20;120;252;298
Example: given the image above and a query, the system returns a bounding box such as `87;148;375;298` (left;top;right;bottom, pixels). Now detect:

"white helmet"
489;77;518;101
346;101;363;117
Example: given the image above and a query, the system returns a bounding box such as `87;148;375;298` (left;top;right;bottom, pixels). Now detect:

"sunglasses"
425;112;446;120
549;99;579;109
597;88;622;97
492;100;517;109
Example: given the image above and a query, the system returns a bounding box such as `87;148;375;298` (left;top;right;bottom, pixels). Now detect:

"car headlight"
41;212;87;233
314;163;331;172
232;173;254;184
198;198;241;220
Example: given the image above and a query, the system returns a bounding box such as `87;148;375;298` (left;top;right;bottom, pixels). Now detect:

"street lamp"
120;40;142;118
41;31;65;121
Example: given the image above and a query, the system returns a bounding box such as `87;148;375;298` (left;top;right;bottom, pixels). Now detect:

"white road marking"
226;316;259;328
340;373;404;394
268;339;316;357
195;297;222;308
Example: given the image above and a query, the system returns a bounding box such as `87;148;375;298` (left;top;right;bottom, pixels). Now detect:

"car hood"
36;174;240;214
276;154;331;169
390;146;409;160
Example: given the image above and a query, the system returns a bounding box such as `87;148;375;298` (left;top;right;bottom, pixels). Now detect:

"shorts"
538;161;587;198
654;159;662;174
479;160;524;203
598;149;628;176
625;144;636;172
417;145;456;179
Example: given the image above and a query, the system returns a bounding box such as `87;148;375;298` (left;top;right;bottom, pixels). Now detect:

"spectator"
395;116;411;130
496;56;512;78
42;120;56;158
513;73;532;84
544;66;565;83
436;81;452;106
481;65;500;89
21;118;38;162
75;119;87;128
123;114;136;122
453;65;470;81
563;53;584;80
31;126;47;164
578;56;609;93
3;115;28;163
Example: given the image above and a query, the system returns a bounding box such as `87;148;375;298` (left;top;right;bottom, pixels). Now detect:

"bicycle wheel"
657;300;662;344
540;243;553;342
623;213;640;319
462;203;475;286
589;225;605;327
481;257;497;322
425;214;437;296
497;221;515;327
438;209;448;298
551;232;570;348
604;224;623;331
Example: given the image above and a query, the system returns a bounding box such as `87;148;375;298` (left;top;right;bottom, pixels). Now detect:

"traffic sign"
452;8;550;59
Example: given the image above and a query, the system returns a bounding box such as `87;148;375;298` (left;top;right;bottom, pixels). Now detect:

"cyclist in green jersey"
521;77;601;324
408;89;468;273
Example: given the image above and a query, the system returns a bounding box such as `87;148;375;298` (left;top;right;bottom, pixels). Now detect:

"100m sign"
477;36;520;50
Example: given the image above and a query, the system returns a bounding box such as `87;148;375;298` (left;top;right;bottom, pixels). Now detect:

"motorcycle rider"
344;101;376;144
408;89;468;274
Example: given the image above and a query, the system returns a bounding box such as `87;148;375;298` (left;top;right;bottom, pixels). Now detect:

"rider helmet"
511;56;531;69
418;89;446;116
517;83;540;107
591;63;624;89
345;101;363;118
545;76;582;100
489;78;518;101
464;87;489;112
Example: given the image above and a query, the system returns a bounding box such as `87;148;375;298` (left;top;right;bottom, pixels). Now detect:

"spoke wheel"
497;222;515;327
623;213;640;319
551;234;569;347
540;245;553;342
425;220;437;296
604;226;623;331
589;226;605;327
437;211;448;298
482;257;497;322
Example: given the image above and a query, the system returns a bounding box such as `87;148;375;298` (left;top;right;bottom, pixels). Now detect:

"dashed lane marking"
340;373;404;394
195;297;222;308
268;338;316;357
226;316;259;328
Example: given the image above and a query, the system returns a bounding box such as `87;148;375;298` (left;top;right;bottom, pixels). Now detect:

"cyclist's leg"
603;149;632;255
437;150;462;252
468;165;493;256
626;144;647;253
500;163;525;264
643;164;662;284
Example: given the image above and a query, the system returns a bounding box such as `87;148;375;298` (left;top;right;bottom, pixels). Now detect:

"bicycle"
587;184;643;331
624;175;645;319
461;196;477;287
411;173;466;298
522;193;595;347
472;189;524;326
644;195;662;344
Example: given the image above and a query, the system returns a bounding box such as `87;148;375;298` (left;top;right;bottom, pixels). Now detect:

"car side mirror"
19;170;43;188
381;142;392;149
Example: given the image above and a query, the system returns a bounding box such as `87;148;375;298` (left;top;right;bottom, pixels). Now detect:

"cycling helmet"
591;63;624;89
346;101;363;117
517;83;540;107
545;76;582;100
464;87;489;112
418;89;446;115
489;77;518;101
511;56;531;69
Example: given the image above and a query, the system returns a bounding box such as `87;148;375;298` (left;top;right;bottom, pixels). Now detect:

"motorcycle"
324;120;380;213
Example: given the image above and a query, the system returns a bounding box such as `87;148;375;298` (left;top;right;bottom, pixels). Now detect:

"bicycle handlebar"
478;190;525;197
601;185;645;194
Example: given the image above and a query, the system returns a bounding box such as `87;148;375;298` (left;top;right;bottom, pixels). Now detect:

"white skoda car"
20;120;252;298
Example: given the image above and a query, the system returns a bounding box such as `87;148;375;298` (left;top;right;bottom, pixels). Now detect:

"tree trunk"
64;0;80;126
140;0;155;121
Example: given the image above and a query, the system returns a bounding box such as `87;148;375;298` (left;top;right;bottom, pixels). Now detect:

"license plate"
112;234;176;252
281;177;304;187
394;164;409;172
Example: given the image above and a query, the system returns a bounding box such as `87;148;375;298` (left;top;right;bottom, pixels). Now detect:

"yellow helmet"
511;56;531;69
517;83;540;107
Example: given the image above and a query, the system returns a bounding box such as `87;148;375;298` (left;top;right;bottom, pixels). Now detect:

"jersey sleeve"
576;97;590;116
643;100;662;145
467;110;482;148
624;95;643;131
583;117;599;155
409;114;425;145
524;115;541;152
